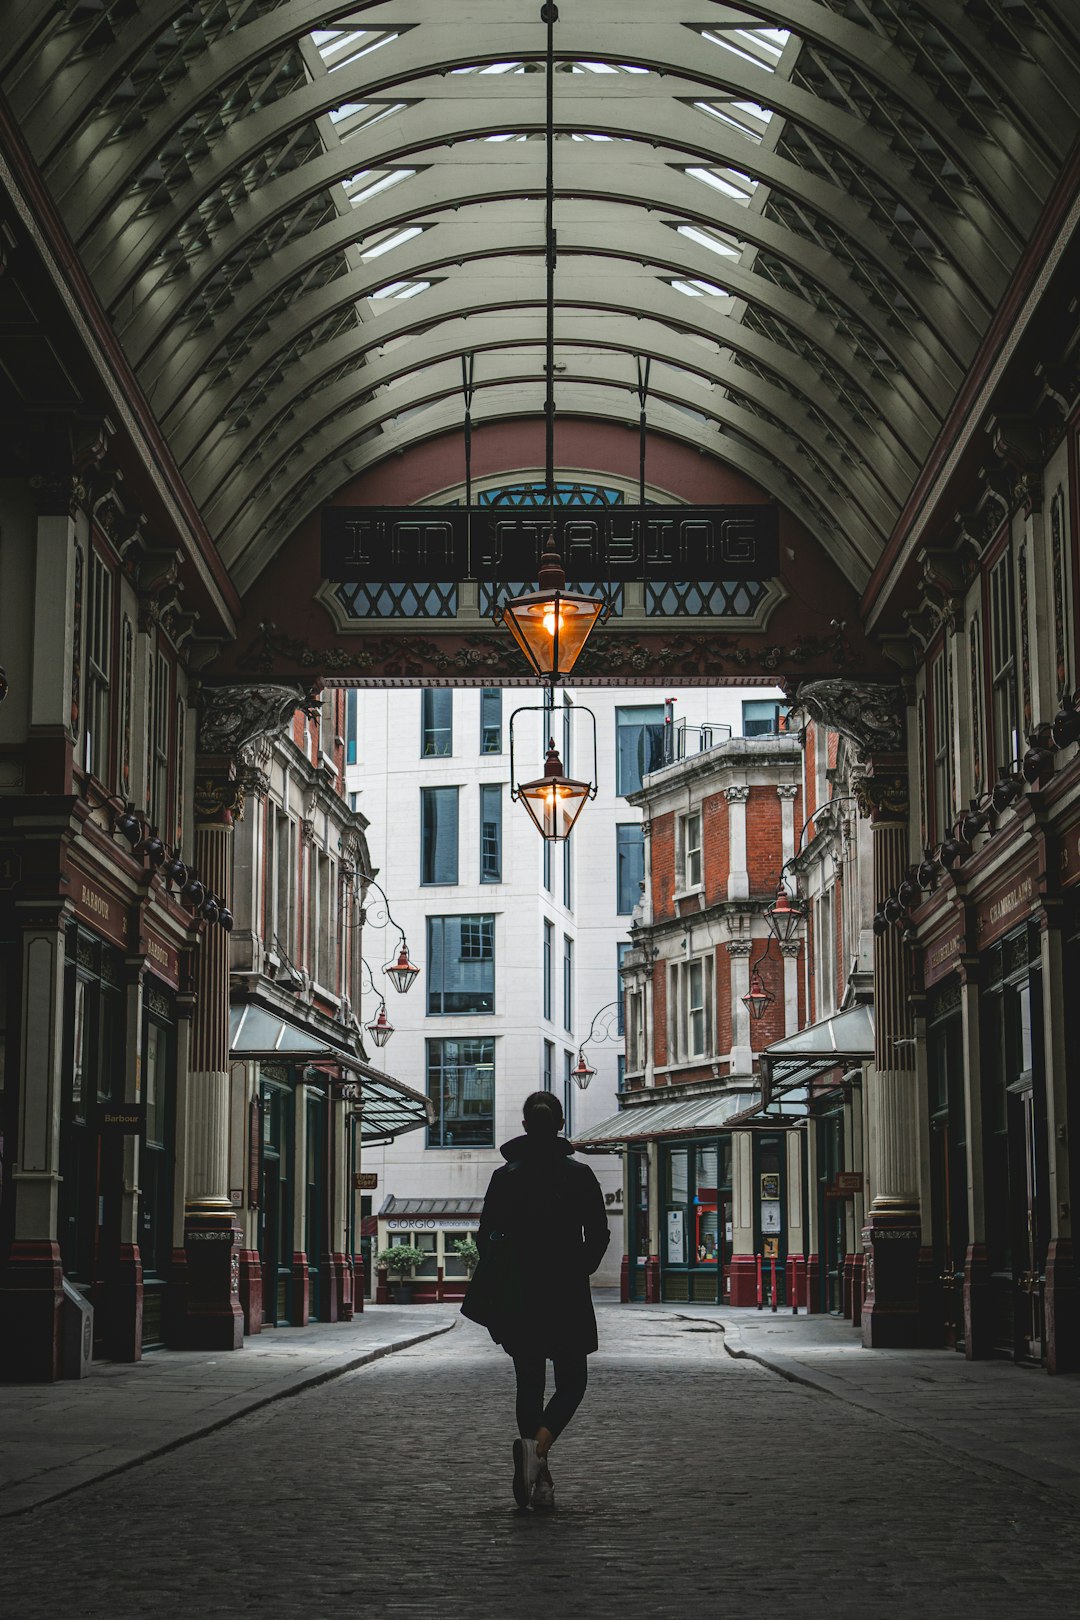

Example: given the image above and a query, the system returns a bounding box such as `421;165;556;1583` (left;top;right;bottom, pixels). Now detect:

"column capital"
725;939;753;957
776;784;800;800
724;784;750;804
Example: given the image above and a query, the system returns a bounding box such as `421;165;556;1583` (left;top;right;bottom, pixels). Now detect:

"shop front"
376;1197;484;1302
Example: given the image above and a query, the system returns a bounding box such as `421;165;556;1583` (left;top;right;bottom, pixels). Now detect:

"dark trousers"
513;1352;588;1443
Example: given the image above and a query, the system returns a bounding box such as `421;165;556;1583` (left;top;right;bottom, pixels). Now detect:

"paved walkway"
4;1304;1080;1617
0;1307;456;1519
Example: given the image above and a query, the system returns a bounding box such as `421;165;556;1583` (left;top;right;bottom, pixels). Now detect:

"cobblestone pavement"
6;1306;1080;1619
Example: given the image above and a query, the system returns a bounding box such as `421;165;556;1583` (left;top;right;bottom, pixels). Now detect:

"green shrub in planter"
377;1243;428;1282
452;1237;480;1278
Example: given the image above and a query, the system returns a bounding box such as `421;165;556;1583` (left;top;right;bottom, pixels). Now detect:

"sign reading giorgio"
321;504;780;585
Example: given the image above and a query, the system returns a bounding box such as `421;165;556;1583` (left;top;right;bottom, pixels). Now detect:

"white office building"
345;683;784;1292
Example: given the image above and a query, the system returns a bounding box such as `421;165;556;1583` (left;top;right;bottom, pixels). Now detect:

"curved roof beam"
163;261;934;506
225;384;870;595
203;347;895;554
78;49;1021;308
60;7;1048;264
187;309;920;514
127;148;974;389
155;211;954;435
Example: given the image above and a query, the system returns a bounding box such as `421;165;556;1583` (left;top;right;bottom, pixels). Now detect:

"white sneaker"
531;1459;555;1511
512;1438;541;1508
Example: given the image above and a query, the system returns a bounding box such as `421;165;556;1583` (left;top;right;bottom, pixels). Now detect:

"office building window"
742;699;788;737
543;838;552;892
543;920;553;1020
427;1038;495;1147
563;837;572;910
480;784;502;883
543;1038;554;1092
615;705;666;796
563;933;574;1032
564;1049;574;1138
421;786;459;885
616;824;645;915
422;688;453;757
345;689;359;764
480;688;502;754
427;914;494;1014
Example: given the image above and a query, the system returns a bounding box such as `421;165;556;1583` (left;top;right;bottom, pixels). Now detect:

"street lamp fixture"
742;965;775;1022
498;536;607;683
764;883;807;946
366;1001;394;1048
384;943;420;995
571;1052;596;1090
514;737;595;842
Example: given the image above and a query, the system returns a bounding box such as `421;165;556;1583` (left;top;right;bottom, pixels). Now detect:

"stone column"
956;961;990;1355
780;940;801;1038
858;764;922;1347
727;937;753;1074
728;1130;757;1304
725;785;750;900
0;905;69;1380
786;1128;805;1308
183;762;244;1349
777;783;799;867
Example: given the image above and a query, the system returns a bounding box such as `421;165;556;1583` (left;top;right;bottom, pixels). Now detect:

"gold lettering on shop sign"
80;883;110;920
927;935;961;973
146;936;168;966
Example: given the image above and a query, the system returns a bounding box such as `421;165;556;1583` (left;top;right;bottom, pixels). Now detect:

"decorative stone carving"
724;785;750;804
725;938;753;957
776;784;800;800
852;768;908;822
988;413;1044;517
793;680;905;759
197;683;306;759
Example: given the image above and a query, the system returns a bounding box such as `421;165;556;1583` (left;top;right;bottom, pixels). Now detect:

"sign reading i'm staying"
321;504;780;585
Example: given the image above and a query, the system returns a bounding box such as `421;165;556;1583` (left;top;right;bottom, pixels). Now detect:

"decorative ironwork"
646;579;768;617
334;581;457;620
481;581;623;618
478;482;625;507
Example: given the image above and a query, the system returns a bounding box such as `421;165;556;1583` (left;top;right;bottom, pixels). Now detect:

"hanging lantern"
499;536;606;682
571;1052;596;1090
763;883;806;946
366;1001;394;1048
514;738;594;842
742;968;774;1021
384;943;420;995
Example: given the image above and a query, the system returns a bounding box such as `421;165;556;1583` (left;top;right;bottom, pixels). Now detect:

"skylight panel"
686;166;758;203
677;225;742;259
670;278;729;298
362;226;423;261
370;279;431;301
345;170;415;207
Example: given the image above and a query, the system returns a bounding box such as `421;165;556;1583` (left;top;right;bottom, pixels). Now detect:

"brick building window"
681;810;702;890
671;956;713;1062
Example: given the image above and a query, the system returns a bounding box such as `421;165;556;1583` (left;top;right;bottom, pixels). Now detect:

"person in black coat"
462;1090;610;1511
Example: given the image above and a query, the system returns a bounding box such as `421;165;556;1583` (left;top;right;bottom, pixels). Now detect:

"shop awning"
229;1002;432;1140
379;1196;484;1220
760;1003;875;1103
574;1086;760;1150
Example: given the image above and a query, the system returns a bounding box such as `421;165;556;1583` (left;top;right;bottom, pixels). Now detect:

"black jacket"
461;1134;610;1358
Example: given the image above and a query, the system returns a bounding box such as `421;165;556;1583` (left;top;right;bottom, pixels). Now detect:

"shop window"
443;1230;477;1278
989;547;1020;773
542;918;554;1020
84;552;112;783
616;823;644;914
480;687;502;754
563;933;574;1032
615;705;666;796
480;784;502;883
421;786;459;885
427;1038;495;1147
427;914;494;1014
422;688;453;756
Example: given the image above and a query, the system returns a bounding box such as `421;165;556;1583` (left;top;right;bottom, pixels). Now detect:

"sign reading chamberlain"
321;504;780;585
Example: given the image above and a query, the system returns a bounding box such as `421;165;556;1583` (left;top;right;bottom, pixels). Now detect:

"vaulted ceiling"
4;0;1079;596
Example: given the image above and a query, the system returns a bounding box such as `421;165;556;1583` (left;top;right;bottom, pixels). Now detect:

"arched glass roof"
5;1;1079;593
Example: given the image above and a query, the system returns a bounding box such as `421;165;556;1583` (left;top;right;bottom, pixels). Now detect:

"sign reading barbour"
321;505;780;585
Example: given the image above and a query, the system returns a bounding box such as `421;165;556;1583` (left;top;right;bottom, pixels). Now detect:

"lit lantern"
514;738;595;842
499;536;606;682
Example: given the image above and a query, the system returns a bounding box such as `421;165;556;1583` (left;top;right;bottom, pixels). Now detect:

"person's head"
522;1090;564;1139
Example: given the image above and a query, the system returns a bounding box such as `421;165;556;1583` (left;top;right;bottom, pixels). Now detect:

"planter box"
388;1282;415;1304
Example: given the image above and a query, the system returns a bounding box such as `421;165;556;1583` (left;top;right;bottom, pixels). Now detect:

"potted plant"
378;1243;427;1303
453;1236;480;1280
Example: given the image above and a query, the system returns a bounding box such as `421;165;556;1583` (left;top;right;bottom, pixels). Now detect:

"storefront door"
661;1139;730;1304
816;1112;844;1314
138;987;176;1350
306;1089;326;1321
258;1074;292;1325
627;1146;650;1301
